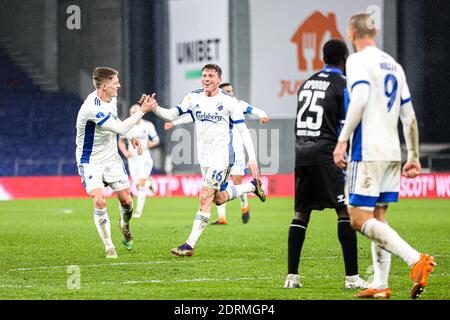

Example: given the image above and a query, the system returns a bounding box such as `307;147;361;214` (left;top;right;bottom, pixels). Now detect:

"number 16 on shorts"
203;167;230;191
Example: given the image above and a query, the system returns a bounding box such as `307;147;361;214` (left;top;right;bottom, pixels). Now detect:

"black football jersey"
295;67;347;165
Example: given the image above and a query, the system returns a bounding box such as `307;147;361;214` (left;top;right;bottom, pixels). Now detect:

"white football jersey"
177;89;245;167
75;91;121;165
123;120;159;159
346;46;412;161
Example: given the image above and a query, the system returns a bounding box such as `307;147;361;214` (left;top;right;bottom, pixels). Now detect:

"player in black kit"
284;39;368;290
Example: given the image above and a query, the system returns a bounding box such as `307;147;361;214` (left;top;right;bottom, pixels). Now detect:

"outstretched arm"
153;106;182;121
100;93;157;136
100;110;144;136
165;115;193;130
139;93;181;121
246;106;269;123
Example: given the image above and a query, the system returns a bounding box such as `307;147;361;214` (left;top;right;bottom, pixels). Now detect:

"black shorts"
295;162;346;212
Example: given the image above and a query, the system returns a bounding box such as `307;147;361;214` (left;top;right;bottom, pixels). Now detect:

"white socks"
362;218;420;268
216;204;227;219
119;202;133;228
94;208;114;251
240;194;249;210
186;211;211;248
136;187;147;215
369;220;392;290
225;183;255;201
370;240;391;289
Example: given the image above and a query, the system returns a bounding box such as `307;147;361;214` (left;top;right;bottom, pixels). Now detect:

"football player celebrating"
142;64;266;257
164;82;269;225
75;67;157;258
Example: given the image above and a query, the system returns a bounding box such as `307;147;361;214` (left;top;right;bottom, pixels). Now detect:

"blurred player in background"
118;105;160;218
164;82;270;225
75;67;157;258
284;39;367;290
333;13;435;299
142;63;266;257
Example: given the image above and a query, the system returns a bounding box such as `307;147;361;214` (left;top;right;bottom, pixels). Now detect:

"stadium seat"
0;48;80;176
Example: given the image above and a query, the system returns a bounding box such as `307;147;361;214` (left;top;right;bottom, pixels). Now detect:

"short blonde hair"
348;13;377;39
92;67;118;88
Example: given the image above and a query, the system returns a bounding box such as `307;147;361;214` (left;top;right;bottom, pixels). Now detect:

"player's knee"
139;179;146;188
335;206;350;219
293;211;311;225
199;193;211;206
349;216;362;231
93;196;106;210
120;199;133;209
199;187;214;205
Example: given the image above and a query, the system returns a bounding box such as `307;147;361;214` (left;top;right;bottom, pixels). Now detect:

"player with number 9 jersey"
344;46;412;162
333;13;432;300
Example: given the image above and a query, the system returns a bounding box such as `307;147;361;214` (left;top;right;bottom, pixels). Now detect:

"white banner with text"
169;0;230;105
249;0;384;118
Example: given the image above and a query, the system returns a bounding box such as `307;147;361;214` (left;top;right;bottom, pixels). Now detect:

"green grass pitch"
0;197;449;300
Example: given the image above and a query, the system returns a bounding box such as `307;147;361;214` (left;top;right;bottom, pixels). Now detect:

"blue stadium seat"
0;48;81;176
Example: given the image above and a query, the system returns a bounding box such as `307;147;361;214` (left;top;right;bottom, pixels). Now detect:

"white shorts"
128;157;153;182
347;161;400;209
230;137;246;176
78;160;130;194
201;166;232;191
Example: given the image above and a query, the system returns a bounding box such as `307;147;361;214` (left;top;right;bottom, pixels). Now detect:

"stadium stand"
0;48;80;176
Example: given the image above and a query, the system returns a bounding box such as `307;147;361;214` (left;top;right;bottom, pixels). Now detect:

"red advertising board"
0;173;449;200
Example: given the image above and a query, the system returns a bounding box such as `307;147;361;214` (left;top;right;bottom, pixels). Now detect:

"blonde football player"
75;67;157;258
333;13;435;299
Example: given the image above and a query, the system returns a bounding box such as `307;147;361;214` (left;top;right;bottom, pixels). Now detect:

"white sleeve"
400;103;419;162
248;106;268;118
338;55;371;141
400;67;412;106
399;75;419;162
338;84;370;141
172;114;194;126
100;109;144;136
153;93;194;121
153;106;182;121
346;54;371;91
235;122;257;161
240;100;268;118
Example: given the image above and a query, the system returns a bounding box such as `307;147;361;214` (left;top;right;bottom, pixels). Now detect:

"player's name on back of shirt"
302;79;331;91
379;62;397;71
296;129;320;137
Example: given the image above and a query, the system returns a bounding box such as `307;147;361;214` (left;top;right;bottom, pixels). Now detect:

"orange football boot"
354;288;391;299
211;218;228;225
410;254;436;299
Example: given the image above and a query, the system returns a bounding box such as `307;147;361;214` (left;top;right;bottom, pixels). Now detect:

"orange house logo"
291;12;343;71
